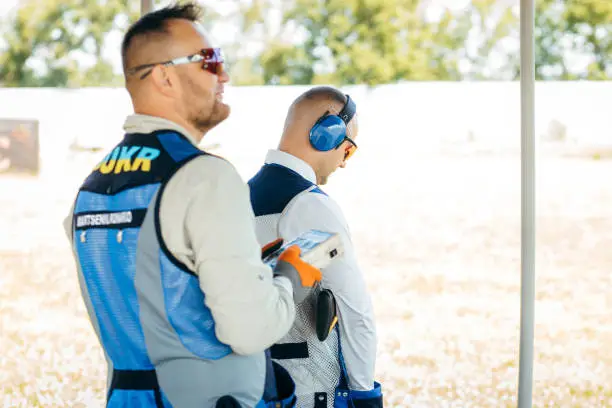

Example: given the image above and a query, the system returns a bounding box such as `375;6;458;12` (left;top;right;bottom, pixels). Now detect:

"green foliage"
564;0;612;79
0;0;139;87
463;0;519;80
259;42;314;85
238;0;520;85
0;0;610;87
275;0;439;85
533;0;570;79
508;0;612;80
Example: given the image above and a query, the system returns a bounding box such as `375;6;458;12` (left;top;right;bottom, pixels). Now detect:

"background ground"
1;143;611;407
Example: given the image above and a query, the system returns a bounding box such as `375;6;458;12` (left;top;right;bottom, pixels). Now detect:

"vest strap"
107;369;165;408
110;369;159;390
314;392;328;408
270;342;309;360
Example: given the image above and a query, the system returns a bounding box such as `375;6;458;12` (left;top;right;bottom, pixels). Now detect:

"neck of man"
134;105;206;144
278;134;321;183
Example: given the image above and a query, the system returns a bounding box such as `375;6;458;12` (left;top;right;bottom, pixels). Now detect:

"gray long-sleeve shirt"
64;114;296;357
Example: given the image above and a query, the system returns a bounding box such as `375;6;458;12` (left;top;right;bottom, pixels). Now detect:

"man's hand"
273;245;322;304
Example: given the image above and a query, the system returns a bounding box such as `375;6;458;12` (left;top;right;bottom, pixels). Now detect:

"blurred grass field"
1;146;611;407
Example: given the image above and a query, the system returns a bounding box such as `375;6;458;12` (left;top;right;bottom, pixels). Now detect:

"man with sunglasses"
248;87;383;407
62;3;322;408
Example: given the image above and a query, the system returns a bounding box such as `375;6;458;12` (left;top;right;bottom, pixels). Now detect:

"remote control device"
263;229;344;270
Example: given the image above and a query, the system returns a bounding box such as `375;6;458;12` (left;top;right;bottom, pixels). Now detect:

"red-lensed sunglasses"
126;48;225;80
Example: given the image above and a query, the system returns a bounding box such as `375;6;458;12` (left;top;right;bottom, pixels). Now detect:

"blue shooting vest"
70;131;296;408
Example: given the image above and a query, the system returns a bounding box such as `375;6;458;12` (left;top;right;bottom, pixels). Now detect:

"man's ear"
151;65;176;97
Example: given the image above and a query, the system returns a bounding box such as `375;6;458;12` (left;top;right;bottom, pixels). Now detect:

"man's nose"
219;69;230;83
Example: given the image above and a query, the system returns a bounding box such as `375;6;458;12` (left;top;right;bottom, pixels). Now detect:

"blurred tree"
1;0;608;87
563;0;612;79
455;0;518;80
226;57;266;86
221;0;271;85
238;0;519;85
505;0;611;80
260;0;442;85
233;0;611;84
0;0;221;87
533;0;571;79
0;0;140;87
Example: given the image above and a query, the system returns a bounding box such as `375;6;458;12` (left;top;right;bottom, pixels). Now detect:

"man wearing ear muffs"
248;86;383;408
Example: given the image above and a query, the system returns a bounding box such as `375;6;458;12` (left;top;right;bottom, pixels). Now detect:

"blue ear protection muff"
309;94;356;152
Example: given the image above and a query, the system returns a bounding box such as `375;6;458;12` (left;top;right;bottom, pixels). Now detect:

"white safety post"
518;0;536;407
141;0;154;14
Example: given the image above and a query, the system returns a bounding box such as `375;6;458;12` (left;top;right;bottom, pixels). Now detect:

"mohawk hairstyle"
121;2;203;73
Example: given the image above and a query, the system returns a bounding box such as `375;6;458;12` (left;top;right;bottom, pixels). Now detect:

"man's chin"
219;101;231;116
214;105;230;126
212;101;230;122
196;105;230;132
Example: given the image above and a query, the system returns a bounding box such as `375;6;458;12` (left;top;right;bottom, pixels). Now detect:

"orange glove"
274;245;322;304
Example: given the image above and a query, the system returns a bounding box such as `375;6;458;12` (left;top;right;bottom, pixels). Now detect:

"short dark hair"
298;86;347;105
121;2;203;72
